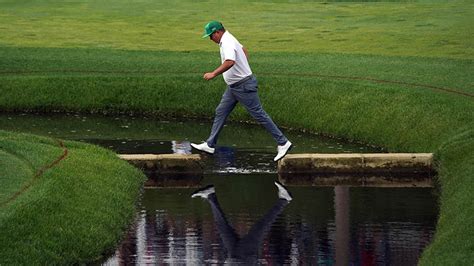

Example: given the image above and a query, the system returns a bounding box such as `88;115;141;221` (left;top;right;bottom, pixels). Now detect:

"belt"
229;75;253;88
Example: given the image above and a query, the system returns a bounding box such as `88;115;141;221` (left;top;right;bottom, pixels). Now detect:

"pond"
0;112;380;174
0;113;438;265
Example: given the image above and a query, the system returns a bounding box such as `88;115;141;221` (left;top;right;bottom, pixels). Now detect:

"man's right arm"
203;60;235;80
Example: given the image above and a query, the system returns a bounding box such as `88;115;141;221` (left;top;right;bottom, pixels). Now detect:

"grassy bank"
420;131;474;264
0;130;145;264
1;0;473;264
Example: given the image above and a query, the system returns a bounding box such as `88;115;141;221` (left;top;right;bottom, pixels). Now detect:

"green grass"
0;0;472;58
419;130;474;265
0;47;472;149
0;130;145;264
0;0;473;264
1;47;472;94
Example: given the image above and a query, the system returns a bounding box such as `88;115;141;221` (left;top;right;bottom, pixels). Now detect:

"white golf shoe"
273;141;292;161
191;185;215;199
191;142;215;154
274;181;293;202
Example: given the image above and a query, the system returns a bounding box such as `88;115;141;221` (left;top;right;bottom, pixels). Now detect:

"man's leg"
232;78;288;145
237;199;289;256
206;87;238;148
207;194;239;255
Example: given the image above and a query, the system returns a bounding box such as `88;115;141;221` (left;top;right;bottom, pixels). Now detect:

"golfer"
191;21;292;161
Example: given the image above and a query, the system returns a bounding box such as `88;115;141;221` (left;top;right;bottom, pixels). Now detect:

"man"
191;21;292;161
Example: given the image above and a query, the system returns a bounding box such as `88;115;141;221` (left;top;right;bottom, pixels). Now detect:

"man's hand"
203;72;217;80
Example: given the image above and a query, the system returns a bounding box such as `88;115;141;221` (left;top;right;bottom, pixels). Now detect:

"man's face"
209;31;220;44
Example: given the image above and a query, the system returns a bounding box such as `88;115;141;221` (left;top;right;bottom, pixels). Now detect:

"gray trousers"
207;193;289;263
206;75;288;147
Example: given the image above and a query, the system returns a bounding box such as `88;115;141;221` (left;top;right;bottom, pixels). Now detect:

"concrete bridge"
118;154;203;187
277;153;433;175
119;153;433;174
118;154;202;173
277;153;434;187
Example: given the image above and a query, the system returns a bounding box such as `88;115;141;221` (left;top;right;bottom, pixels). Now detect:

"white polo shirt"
219;31;253;85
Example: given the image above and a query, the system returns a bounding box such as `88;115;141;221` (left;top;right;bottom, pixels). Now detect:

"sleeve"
221;42;236;61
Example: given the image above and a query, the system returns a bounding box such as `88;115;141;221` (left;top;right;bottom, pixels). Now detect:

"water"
104;178;437;265
0;112;381;174
0;113;437;265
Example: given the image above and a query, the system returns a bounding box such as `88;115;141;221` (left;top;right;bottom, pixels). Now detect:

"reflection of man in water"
191;181;293;264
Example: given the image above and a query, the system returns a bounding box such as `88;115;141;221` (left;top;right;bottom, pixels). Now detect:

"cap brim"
202;33;212;39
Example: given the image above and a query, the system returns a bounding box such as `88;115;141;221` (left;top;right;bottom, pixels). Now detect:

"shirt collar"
219;31;229;46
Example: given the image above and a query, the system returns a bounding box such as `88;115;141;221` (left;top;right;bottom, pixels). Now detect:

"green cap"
202;20;224;38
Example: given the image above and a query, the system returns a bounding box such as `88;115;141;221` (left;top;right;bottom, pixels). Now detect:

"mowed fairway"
0;0;472;58
0;0;473;264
